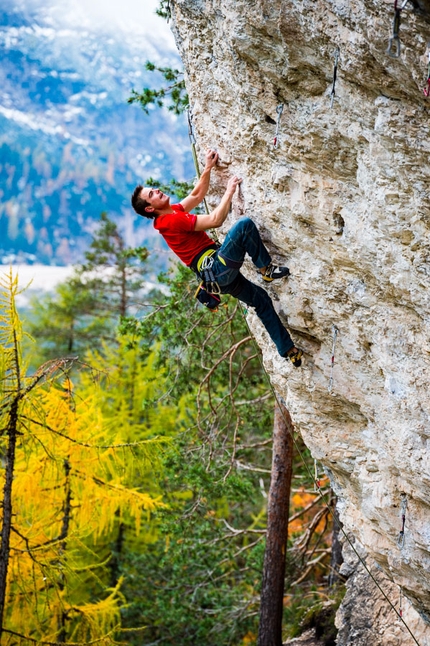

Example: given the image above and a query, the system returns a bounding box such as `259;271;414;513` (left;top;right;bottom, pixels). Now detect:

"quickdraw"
397;493;408;548
399;586;403;618
330;47;340;108
423;47;430;97
200;253;221;295
328;325;339;393
386;0;411;58
273;103;284;148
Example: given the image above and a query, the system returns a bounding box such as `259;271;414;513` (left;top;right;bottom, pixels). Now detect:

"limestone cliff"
168;1;430;643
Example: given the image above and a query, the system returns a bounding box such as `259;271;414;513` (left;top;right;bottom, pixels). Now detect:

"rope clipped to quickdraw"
187;108;210;217
330;47;340;108
386;0;411;58
187;108;220;243
397;493;408;548
273;103;284;148
423;45;430;97
328;325;339;393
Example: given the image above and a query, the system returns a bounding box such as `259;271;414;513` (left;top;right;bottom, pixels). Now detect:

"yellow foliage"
0;271;169;644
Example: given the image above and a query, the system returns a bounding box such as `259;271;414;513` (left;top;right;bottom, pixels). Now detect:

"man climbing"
131;149;303;367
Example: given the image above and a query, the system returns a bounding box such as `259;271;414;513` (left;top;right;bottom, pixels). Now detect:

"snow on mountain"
0;0;192;266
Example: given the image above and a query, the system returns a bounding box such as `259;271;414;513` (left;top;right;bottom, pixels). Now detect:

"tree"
0;269;165;644
258;403;294;646
119;264;336;644
28;212;151;362
128;62;188;115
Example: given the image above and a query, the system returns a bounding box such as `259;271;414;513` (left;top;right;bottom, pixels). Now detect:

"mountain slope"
0;1;192;265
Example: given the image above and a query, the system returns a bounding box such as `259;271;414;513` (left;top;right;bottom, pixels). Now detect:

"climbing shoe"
285;347;303;368
261;263;290;282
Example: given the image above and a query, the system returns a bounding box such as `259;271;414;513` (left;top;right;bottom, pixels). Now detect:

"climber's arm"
194;176;242;231
180;149;218;213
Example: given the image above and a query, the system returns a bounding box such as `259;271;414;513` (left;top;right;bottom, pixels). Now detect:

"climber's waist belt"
197;248;217;272
190;245;218;273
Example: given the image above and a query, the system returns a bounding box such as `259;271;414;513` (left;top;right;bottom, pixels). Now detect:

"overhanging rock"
168;1;430;642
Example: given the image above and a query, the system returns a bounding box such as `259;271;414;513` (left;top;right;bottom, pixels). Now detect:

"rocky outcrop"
169;1;430;643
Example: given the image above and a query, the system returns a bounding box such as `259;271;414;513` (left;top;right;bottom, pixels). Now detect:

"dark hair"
131;185;155;219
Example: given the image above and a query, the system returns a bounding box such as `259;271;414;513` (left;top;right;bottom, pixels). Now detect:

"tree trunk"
0;399;19;636
58;458;72;643
258;402;294;646
110;516;125;588
328;494;344;588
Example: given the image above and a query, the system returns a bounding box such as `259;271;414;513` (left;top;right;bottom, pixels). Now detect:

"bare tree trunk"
118;236;127;319
58;458;72;643
0;400;19;636
110;517;125;588
328;494;344;588
258;402;294;646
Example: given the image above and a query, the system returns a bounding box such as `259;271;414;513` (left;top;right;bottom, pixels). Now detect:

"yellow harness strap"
197;248;216;272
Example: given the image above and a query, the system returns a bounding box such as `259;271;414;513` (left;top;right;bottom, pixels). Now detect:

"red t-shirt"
153;204;214;266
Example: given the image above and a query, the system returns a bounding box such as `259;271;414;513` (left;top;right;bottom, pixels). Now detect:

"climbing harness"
199;251;221;295
328;325;339;393
386;0;411;58
423;46;430;97
194;281;221;311
330;47;340;108
397;493;408;548
273;103;284;148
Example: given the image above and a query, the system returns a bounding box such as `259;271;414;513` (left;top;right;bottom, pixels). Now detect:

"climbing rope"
330;47;340;108
386;0;411;58
273;103;284;148
314;458;320;492
423;47;430;97
328;325;338;393
187;107;219;242
397;493;408;548
187;108;209;213
187;124;421;646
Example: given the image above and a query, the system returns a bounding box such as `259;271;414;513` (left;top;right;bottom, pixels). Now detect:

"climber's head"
131;185;171;218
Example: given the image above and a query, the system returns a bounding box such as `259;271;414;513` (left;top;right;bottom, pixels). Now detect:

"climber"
131;149;303;367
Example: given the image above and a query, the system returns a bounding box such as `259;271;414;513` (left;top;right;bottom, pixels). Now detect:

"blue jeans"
211;218;294;357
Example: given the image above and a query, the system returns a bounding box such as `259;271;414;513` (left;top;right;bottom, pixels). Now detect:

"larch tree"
0;269;166;645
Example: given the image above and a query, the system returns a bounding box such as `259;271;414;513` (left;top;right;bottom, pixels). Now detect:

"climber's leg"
217;217;271;270
215;217;290;283
224;274;295;357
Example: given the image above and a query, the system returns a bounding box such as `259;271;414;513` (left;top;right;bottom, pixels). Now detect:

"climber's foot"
260;263;290;282
285;347;303;368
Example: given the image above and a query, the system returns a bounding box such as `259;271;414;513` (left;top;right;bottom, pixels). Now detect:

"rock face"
169;0;430;643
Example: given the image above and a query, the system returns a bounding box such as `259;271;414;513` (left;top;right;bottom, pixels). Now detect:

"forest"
0;211;343;645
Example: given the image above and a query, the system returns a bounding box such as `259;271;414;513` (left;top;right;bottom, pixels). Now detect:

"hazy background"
0;0;192;296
